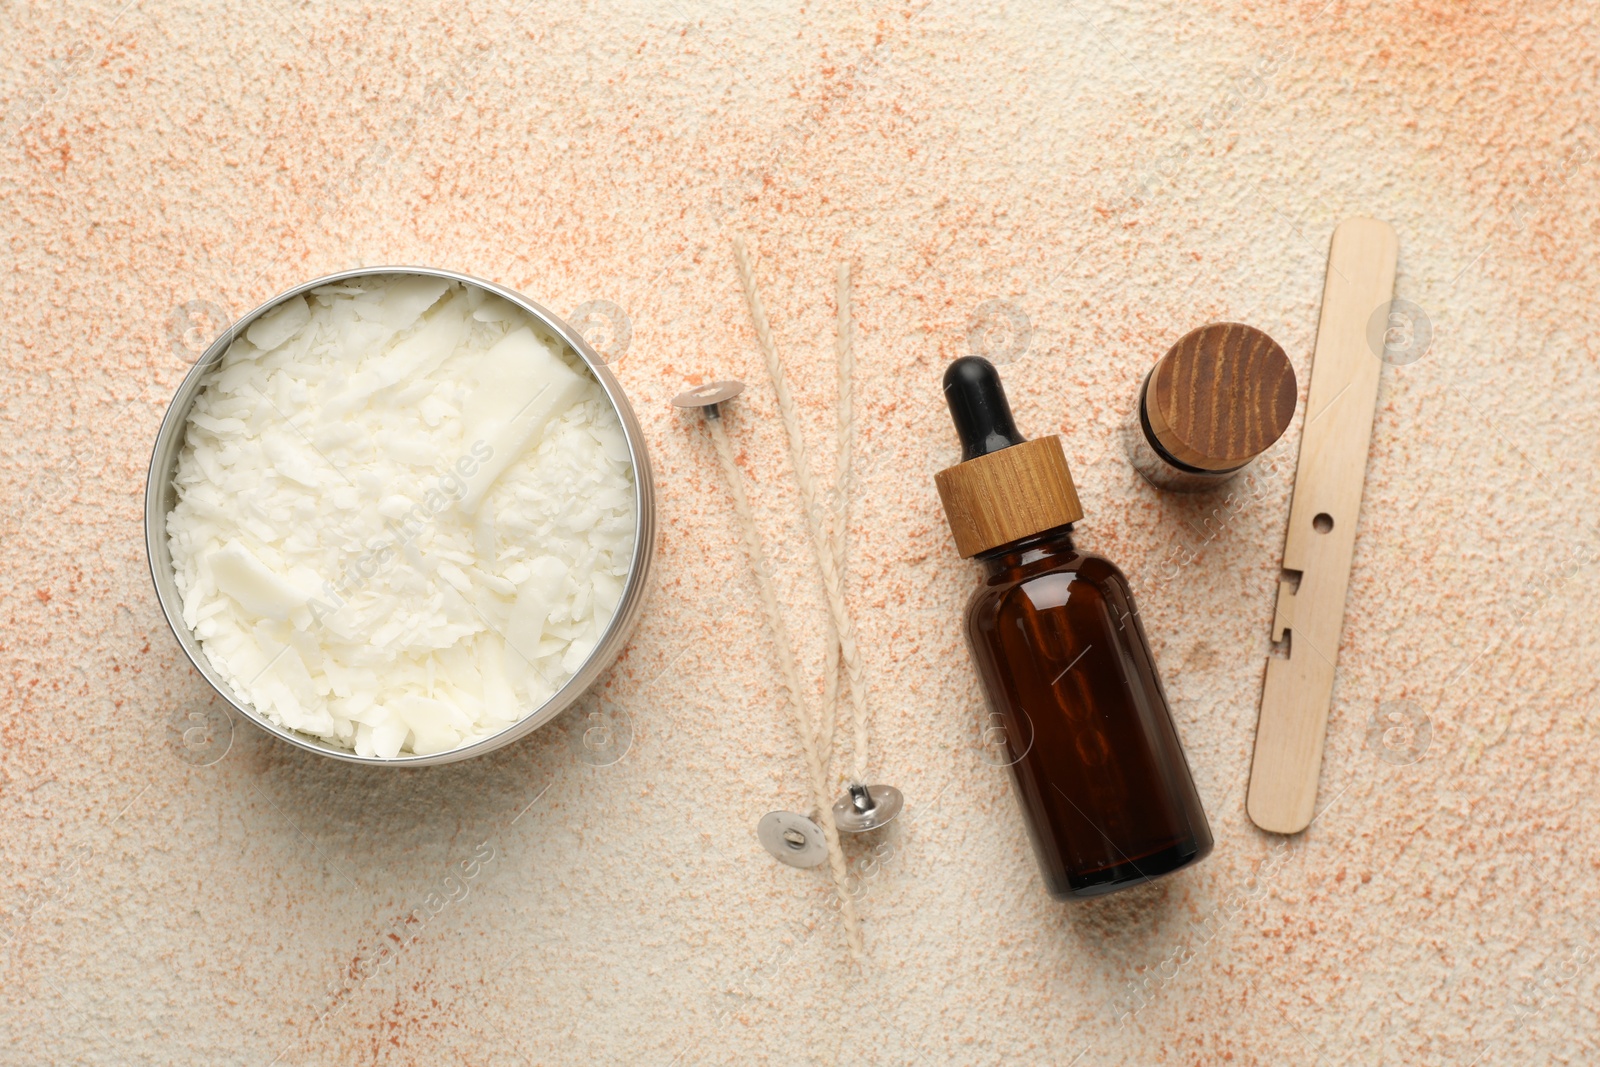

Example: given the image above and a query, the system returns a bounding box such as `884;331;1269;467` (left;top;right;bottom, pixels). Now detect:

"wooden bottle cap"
935;436;1083;558
1144;322;1297;472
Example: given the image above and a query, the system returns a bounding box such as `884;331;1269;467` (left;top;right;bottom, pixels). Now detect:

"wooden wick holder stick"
1246;217;1398;835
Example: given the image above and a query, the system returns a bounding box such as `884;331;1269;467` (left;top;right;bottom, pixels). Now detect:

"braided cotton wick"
732;237;872;788
819;267;853;772
705;414;863;959
832;262;865;782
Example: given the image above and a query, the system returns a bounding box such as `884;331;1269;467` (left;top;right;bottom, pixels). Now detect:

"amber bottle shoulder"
969;542;1127;611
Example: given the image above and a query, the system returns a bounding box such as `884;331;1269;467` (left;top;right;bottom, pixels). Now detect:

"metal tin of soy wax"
1122;321;1297;493
144;266;657;766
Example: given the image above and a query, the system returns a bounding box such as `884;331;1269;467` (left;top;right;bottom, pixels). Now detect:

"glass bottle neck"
978;524;1077;576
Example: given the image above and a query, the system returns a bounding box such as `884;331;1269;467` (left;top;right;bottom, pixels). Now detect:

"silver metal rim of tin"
832;783;904;833
142;266;659;767
757;811;829;868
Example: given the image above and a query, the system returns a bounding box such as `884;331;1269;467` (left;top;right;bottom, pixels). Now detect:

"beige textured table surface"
3;2;1598;1063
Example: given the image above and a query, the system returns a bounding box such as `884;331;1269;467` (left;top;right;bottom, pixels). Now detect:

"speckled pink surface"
2;1;1599;1063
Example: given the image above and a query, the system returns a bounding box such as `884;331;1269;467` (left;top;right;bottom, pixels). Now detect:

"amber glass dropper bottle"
934;357;1213;899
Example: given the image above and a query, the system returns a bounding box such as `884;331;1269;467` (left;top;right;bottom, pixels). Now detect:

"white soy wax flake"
166;275;636;758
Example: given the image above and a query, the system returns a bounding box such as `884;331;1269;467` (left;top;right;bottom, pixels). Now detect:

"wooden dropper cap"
934;357;1083;558
1142;322;1297;471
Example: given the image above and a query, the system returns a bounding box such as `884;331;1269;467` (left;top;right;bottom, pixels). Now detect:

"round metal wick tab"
832;783;904;833
757;811;828;868
672;380;745;418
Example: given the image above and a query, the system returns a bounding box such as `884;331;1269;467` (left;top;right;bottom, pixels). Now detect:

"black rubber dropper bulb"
943;356;1027;461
